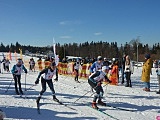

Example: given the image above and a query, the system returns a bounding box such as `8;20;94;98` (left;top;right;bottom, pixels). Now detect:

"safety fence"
23;60;92;79
23;59;118;85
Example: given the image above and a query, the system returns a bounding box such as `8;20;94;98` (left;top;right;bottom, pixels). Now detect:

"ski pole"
89;83;109;97
72;90;91;104
71;84;99;104
5;78;14;93
25;73;27;91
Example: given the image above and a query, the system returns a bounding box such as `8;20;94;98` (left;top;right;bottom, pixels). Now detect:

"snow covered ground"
0;53;160;120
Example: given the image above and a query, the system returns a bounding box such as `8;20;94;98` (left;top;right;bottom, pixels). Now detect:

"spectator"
103;57;111;67
109;59;119;85
156;62;160;94
124;55;134;87
141;54;153;92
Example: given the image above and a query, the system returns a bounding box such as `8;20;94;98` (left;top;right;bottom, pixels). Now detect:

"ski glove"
35;79;39;84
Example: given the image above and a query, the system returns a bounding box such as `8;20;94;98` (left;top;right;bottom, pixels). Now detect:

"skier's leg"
97;86;106;106
39;78;46;96
14;75;19;94
47;80;55;95
76;70;79;81
47;80;59;102
36;78;46;104
17;75;23;94
88;79;96;92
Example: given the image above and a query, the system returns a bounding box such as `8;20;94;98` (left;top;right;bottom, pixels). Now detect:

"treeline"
0;41;160;61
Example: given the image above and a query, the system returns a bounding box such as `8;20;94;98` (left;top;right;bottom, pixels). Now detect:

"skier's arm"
37;68;48;79
35;68;48;84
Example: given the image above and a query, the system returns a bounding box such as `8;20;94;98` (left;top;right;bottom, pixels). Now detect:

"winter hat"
102;66;109;71
145;54;150;59
17;58;22;64
97;56;102;60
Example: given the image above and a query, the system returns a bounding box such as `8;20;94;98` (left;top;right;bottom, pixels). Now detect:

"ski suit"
73;61;81;81
88;70;110;102
90;61;103;73
11;64;27;94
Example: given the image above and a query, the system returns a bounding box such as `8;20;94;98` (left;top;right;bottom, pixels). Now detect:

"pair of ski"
36;99;76;114
87;102;136;120
105;104;136;112
87;102;135;112
88;105;120;120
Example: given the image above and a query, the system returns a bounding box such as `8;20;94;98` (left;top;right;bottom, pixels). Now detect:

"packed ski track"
0;53;160;120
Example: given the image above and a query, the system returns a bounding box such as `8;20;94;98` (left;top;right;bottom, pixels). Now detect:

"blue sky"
0;0;160;47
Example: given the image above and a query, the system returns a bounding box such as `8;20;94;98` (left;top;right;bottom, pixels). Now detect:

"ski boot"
53;95;59;102
97;100;106;106
92;102;99;109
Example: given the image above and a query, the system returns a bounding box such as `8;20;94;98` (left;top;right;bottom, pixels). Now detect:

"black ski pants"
13;75;23;93
39;77;55;96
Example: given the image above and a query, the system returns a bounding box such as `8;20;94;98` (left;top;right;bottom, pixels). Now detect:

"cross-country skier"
29;58;35;72
89;56;103;92
73;58;81;83
88;66;111;109
1;57;6;71
5;59;10;72
11;58;28;95
35;62;59;104
90;56;103;73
